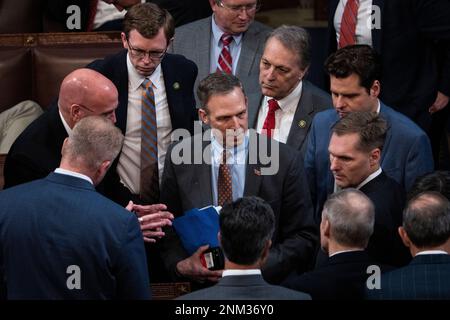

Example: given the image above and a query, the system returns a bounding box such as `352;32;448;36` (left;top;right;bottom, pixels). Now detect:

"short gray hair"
323;188;375;248
403;191;450;248
267;25;311;70
66;116;124;170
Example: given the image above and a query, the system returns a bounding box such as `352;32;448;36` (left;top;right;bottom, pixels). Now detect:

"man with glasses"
169;0;272;105
87;3;198;281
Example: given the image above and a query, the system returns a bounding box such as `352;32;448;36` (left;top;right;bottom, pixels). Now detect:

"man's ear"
370;80;381;97
121;32;128;49
398;226;411;248
71;104;82;123
369;148;381;167
199;108;209;124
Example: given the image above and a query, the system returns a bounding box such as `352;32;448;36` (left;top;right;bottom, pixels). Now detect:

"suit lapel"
244;133;263;196
247;92;263;129
161;54;184;129
116;50;130;134
379;103;392;163
196;17;213;82
236;24;261;77
193;139;214;206
286;81;316;150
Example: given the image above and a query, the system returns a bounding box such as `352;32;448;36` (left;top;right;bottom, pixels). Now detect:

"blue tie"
140;78;159;203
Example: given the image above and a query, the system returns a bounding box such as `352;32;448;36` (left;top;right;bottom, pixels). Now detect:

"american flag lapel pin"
254;168;261;176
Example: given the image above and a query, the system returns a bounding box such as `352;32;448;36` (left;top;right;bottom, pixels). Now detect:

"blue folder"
172;206;220;255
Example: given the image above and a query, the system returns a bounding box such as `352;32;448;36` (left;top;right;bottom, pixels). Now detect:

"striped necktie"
339;0;360;48
217;33;233;74
140;78;159;204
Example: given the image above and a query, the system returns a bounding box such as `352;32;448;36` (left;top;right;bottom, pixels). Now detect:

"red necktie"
218;150;232;207
217;34;233;74
338;0;360;48
261;99;280;138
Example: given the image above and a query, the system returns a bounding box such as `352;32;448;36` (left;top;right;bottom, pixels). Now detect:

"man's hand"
176;245;223;283
125;201;174;243
429;91;449;114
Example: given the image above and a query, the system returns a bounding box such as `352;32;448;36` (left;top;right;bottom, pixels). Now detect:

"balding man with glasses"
169;0;272;105
87;3;198;282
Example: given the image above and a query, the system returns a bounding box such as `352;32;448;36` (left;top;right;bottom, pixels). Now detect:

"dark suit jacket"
368;254;450;300
159;133;318;284
4;104;66;189
283;251;392;300
0;173;150;299
304;102;434;222
169;16;272;105
360;172;410;267
247;80;332;155
177;274;311;300
328;0;450;128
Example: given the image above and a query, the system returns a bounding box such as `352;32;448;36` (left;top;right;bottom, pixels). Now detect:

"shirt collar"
265;80;303;112
211;14;243;46
54;168;93;185
127;53;162;92
222;269;261;277
357;167;382;189
59;109;72;136
211;131;249;165
416;250;449;256
329;249;364;258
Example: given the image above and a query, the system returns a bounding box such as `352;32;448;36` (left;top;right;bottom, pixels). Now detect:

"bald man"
4;68;118;188
4;68;174;245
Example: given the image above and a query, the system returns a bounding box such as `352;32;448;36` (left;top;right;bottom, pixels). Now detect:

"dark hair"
197;72;244;111
408;171;450;201
219;196;275;265
403;191;450;248
331;111;388;152
325;44;381;93
123;3;174;43
267;25;311;70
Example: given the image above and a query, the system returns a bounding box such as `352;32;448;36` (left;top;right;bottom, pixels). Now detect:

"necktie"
261;99;280;138
338;0;360;49
140;78;159;204
218;150;232;207
217;34;233;74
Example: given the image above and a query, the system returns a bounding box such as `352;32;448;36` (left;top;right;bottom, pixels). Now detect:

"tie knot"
142;78;153;89
268;99;280;112
221;33;233;46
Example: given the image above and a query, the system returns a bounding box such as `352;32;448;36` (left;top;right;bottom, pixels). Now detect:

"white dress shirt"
222;269;261;277
117;53;172;195
54;168;93;185
256;80;303;144
334;0;373;47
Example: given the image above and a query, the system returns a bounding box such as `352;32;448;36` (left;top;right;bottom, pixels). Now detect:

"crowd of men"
1;1;450;300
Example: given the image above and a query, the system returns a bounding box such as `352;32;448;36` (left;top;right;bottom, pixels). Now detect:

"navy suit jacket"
0;173;150;299
177;274;311;300
283;251;392;300
328;0;450;128
368;254;450;300
304;102;433;221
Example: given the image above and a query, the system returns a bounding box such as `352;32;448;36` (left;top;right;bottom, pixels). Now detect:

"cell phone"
200;247;224;270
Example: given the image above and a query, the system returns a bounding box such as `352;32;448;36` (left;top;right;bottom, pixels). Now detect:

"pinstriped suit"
368;254;450;300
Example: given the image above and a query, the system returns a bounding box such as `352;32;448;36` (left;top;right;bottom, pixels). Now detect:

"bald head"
58;68;118;128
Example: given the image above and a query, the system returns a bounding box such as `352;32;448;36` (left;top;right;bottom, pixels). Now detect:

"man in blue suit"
368;191;450;300
304;45;433;218
0;116;150;299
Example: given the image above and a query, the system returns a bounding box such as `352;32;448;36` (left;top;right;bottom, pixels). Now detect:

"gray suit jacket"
177;274;311;300
247;81;332;155
169;16;272;106
159;132;317;284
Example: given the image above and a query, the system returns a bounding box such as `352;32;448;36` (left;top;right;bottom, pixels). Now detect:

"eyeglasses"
75;104;116;119
126;39;167;60
216;0;260;14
